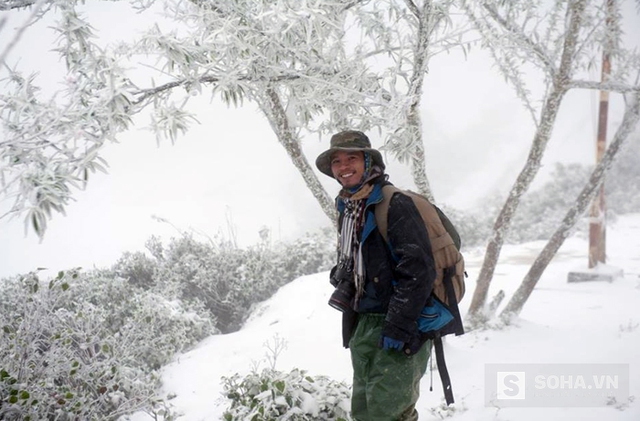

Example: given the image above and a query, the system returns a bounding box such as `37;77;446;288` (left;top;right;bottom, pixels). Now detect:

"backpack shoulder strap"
434;335;455;405
374;184;400;242
376;186;454;252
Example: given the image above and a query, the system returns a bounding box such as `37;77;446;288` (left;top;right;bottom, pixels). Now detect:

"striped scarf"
338;197;367;306
336;160;384;308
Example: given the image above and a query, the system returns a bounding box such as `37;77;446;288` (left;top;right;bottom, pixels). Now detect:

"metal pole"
588;0;614;268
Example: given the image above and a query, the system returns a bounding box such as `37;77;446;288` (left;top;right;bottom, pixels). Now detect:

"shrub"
606;134;640;214
507;163;591;243
0;269;213;420
221;368;352;421
452;146;640;248
118;229;335;334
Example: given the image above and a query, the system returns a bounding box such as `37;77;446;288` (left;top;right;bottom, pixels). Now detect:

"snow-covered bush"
506;147;640;244
115;229;335;334
277;228;336;278
452;145;640;248
440;204;495;251
0;269;213;420
605;134;640;214
440;165;591;248
508;163;592;243
221;368;351;421
112;251;157;290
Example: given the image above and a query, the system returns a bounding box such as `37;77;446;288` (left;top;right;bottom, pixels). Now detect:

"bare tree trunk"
467;0;587;322
467;89;566;322
259;86;338;226
407;108;433;201
501;91;640;320
405;0;435;201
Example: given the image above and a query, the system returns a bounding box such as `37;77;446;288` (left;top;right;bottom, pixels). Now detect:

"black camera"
328;260;356;313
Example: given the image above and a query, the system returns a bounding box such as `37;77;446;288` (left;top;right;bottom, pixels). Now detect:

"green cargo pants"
349;313;431;421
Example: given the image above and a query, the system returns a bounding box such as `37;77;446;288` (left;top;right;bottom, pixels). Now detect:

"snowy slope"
130;214;640;421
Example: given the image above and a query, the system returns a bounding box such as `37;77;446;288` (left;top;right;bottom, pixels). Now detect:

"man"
315;130;436;421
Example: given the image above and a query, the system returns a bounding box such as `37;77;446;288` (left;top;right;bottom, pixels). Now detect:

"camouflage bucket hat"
315;130;385;178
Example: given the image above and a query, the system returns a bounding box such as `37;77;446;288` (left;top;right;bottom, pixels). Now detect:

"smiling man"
315;130;437;421
330;150;366;188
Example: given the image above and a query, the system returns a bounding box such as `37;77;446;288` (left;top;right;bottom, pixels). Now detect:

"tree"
0;0;388;236
462;0;640;323
350;0;469;201
1;0;471;238
502;89;640;320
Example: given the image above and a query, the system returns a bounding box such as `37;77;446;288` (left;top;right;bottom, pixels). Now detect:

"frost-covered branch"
482;3;556;76
402;0;420;18
2;0;399;236
132;73;304;106
568;79;640;93
0;0;46;10
348;0;468;200
0;0;48;66
462;1;540;125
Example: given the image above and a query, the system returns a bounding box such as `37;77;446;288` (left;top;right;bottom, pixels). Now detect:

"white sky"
0;2;639;279
127;213;640;420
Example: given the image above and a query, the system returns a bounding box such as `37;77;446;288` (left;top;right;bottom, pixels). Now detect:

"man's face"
330;150;365;188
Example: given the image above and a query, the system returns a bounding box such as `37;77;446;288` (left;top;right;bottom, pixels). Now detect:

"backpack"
374;184;466;406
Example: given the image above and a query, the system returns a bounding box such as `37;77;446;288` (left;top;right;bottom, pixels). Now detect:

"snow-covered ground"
130;214;640;420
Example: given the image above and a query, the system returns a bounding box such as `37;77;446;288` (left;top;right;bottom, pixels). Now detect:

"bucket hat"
315;130;385;178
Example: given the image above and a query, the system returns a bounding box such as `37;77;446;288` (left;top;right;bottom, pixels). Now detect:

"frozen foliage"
0;0;387;231
0;226;335;419
111;228;335;334
347;0;469;199
221;368;351;421
604;134;640;214
0;0;473;233
507;164;592;244
446;144;640;250
0;269;213;420
509;144;640;244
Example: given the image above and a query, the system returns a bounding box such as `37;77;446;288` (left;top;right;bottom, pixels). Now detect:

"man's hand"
381;336;405;351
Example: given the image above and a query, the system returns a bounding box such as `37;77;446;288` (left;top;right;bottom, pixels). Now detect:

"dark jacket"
334;182;436;346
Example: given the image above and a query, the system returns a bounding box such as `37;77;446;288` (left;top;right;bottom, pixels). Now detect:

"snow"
129;215;640;420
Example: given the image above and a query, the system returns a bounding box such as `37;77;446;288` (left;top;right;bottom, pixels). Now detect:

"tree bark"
501;90;640;320
467;0;587;322
404;0;435;201
259;86;338;226
407;105;433;201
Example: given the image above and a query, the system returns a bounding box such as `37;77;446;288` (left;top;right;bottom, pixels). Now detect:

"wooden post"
588;0;614;268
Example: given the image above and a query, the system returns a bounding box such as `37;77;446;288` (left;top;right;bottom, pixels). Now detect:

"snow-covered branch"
0;0;48;66
0;0;46;10
1;0;393;236
568;79;640;93
402;0;420;18
482;3;557;77
132;73;304;106
461;1;540;125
